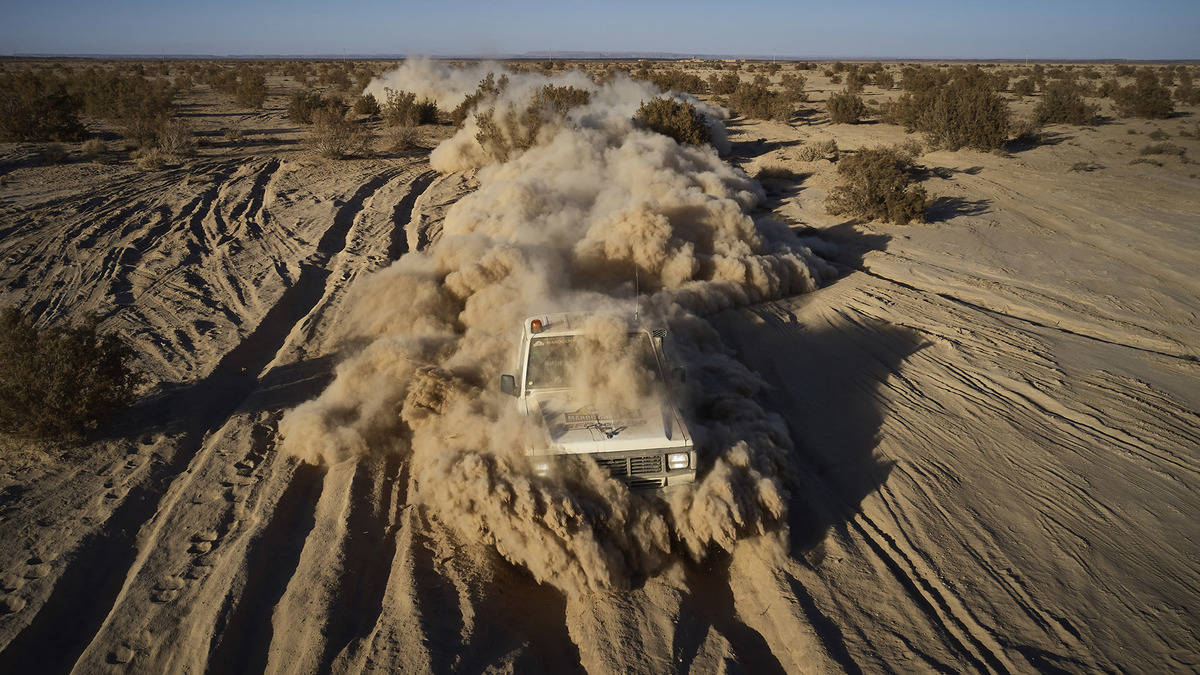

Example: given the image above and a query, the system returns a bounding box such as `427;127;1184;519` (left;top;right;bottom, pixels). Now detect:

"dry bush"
827;91;867;124
385;126;419;153
382;89;439;127
234;70;268;109
1034;81;1099;126
633;97;711;146
1148;129;1170;140
474;84;591;162
826;146;928;224
0;308;140;440
886;71;1010;150
157;117;197;156
451;73;509;127
754;165;794;180
133;147;166;170
640;67;708;95
353;93;381;117
1140;142;1184;156
1013;77;1037;97
307;108;373;159
1114;72;1174;119
0;70;88;142
797;138;838;161
726;81;796;121
39;144;69;165
81;138;108;163
874;71;895;90
780;72;808;101
707;72;741;96
287;91;327;124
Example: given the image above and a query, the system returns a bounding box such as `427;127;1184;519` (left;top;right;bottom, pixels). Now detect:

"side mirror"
500;374;516;396
672;367;686;383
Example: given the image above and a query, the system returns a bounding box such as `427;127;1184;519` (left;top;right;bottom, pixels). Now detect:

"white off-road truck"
500;313;696;490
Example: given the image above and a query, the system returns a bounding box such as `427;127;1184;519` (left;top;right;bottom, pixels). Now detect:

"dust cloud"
281;60;835;594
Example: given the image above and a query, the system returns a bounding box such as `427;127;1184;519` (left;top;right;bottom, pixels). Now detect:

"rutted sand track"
2;75;1199;673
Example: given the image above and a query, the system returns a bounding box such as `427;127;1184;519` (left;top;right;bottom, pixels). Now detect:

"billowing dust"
280;60;835;594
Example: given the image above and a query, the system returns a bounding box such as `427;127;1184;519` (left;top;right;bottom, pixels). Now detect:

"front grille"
627;477;665;490
629;455;663;475
595;457;628;477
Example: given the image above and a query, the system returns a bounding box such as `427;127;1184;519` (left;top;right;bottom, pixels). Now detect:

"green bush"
0;308;140;439
708;72;741;96
382;89;439;127
827;91;867;124
825;146;928;224
1114;72;1174;119
1034;81;1099;125
887;73;1010;150
633;97;711;146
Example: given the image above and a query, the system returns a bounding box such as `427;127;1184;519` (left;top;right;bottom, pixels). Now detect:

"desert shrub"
1008;116;1044;148
68;67;175;121
1013;77;1036;97
642;67;707;95
829;74;842;85
234;70;268;109
845;67;869;94
0;71;88;142
1034;81;1099;125
382;89;439;127
1174;72;1200;106
796;139;838;162
1098;78;1120;99
633;97;711;146
827;91;867;124
729;81;794;121
353;93;381;117
1071;161;1096;172
81;138;108;162
1114;72;1174;119
1139;142;1183;156
708;72;741;95
825;146;928;224
307;108;373;159
287;91;327;124
0;308;140;439
451;73;510;127
780;72;808;101
385;126;419;152
902;77;1010;150
133;147;166;170
1148;129;1170;140
474;84;591;162
158;117;197;156
874;71;895;90
39;144;69;165
754;165;794;180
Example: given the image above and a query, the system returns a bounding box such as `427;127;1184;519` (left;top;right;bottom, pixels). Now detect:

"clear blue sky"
2;0;1196;60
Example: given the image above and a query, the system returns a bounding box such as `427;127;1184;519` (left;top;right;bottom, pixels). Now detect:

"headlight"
532;459;551;476
667;452;690;470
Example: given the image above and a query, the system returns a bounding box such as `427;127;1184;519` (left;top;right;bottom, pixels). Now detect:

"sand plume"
280;60;832;594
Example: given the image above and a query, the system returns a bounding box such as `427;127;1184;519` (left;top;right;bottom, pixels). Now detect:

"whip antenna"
634;266;640;323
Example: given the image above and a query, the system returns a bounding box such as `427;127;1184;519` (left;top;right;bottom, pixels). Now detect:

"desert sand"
1;58;1198;674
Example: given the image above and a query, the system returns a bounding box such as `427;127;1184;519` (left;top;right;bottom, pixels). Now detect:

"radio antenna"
634;265;640;323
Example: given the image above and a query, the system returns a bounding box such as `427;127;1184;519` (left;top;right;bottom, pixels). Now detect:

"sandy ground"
0;61;1198;673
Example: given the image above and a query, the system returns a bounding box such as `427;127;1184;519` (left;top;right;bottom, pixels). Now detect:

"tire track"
0;167;404;674
388;170;436;260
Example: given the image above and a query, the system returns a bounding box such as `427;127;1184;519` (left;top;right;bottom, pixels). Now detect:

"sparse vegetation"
797;139;838;162
728;81;795;121
754;165;794;180
1114;72;1174;119
885;67;1010;150
307;108;373;159
81;138;108;163
0;308;141;440
474;84;591;162
827;91;867;124
39;144;69;165
633;97;711;146
382;89;440;127
0;71;88;142
825;146;928;224
1034;81;1099;126
353;93;381;117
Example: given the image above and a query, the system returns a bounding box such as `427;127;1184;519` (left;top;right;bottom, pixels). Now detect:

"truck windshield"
526;333;658;390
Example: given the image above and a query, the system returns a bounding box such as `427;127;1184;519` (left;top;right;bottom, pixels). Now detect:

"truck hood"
526;391;693;456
